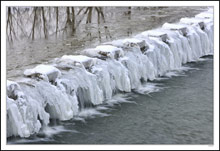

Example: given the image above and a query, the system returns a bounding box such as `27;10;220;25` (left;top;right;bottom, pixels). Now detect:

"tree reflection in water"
6;6;116;43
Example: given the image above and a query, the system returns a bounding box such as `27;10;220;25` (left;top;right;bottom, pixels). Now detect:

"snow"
83;45;124;59
162;23;188;36
58;55;97;69
145;30;167;37
162;23;186;30
180;17;204;26
195;12;213;19
122;38;144;44
141;30;168;43
105;38;148;52
60;55;93;63
179;17;214;30
24;64;61;82
96;45;120;52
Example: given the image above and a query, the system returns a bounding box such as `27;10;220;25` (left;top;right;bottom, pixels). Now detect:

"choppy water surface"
8;56;213;144
7;6;207;79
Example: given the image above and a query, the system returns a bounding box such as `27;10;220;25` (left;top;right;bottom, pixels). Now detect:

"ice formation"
7;8;214;138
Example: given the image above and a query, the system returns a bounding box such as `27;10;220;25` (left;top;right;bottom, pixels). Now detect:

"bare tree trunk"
76;7;84;16
48;7;51;21
127;7;131;20
98;7;105;23
95;7;100;24
66;7;71;24
6;7;11;41
41;7;48;39
55;7;59;36
86;7;93;24
31;7;37;40
71;7;75;35
76;7;90;28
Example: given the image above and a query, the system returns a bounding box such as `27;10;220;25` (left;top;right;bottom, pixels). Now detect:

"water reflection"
6;7;114;42
6;6;207;78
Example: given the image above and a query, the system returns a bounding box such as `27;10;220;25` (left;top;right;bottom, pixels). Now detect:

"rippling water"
8;56;213;144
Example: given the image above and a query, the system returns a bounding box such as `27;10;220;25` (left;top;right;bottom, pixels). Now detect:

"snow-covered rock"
7;80;50;138
56;55;97;69
195;12;213;19
83;45;124;60
142;30;169;43
162;23;188;36
180;17;206;30
24;64;61;83
106;38;149;53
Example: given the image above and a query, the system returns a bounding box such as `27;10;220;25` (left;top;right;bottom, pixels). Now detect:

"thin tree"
41;7;48;39
55;7;59;36
30;7;37;40
71;7;75;35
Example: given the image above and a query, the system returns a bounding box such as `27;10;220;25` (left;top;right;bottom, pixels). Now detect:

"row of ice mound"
7;9;214;138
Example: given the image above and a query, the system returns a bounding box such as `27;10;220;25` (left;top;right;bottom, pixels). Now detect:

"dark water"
8;56;213;144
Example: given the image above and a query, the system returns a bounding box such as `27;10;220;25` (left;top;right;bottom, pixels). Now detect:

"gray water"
8;56;213;144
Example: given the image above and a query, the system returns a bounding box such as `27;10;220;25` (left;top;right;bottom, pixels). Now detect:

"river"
6;6;213;144
8;55;213;144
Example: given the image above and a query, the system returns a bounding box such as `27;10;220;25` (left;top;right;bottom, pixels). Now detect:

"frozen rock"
57;55;97;69
162;23;188;36
7;80;50;137
7;80;25;100
24;65;61;83
83;45;124;60
180;18;206;30
143;30;169;43
195;12;213;19
106;38;149;53
123;38;148;52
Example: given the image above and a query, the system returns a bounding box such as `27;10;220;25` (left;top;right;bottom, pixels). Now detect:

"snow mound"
57;55;97;69
144;30;169;43
83;45;124;60
24;64;61;83
195;12;213;19
105;38;148;52
162;23;188;36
